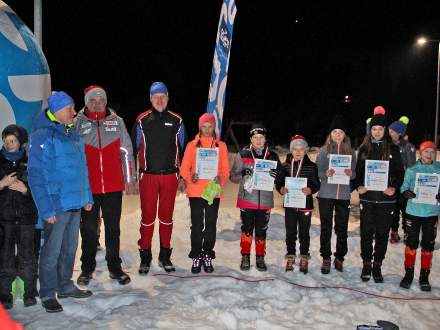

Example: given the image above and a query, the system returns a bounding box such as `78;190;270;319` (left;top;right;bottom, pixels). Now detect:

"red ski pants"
138;173;178;249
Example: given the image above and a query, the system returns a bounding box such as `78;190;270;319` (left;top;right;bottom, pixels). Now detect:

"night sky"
12;1;440;148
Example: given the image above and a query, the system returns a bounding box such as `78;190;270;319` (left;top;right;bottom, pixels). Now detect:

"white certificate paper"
414;173;440;205
284;177;307;208
364;160;389;191
195;148;219;180
328;154;352;185
251;159;278;191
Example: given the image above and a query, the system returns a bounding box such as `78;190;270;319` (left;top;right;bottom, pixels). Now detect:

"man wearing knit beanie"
28;91;93;312
133;81;186;274
74;85;136;286
388;116;416;244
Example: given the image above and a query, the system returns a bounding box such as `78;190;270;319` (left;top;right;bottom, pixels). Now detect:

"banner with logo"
206;0;237;135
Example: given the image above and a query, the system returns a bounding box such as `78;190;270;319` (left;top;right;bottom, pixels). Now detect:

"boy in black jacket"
277;135;320;274
0;125;38;309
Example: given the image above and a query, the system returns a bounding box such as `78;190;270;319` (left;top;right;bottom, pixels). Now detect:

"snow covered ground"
9;150;440;330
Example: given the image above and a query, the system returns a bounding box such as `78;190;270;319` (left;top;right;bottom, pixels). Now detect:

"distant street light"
417;37;440;146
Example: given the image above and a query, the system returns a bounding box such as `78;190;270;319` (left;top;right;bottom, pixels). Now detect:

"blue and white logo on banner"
206;0;237;135
0;1;51;137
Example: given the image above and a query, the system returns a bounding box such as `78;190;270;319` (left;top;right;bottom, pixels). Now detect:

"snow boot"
158;247;176;272
321;258;331;274
240;254;251;271
372;261;383;283
139;249;152;275
420;250;433;291
77;272;93;286
361;261;372;282
334;258;344;272
109;268;131;285
42;298;63;313
202;254;214;273
191;256;202;274
0;295;13;310
256;256;267;271
399;268;414;289
299;256;309;274
389;230;401;244
419;269;431;292
285;255;295;272
23;296;37;307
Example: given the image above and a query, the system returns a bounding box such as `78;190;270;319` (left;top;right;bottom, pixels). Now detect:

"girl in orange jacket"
180;113;230;273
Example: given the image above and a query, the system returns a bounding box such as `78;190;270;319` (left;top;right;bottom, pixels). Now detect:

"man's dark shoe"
77;272;93;286
24;296;37;307
109;268;131;285
58;286;93;299
42;298;63;313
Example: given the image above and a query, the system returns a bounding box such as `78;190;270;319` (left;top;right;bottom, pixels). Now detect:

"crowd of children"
1;104;439;315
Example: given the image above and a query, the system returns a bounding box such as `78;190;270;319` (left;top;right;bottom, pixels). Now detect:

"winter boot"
77;272;93;286
299;256;309;274
372;261;383;283
109;268;131;285
389;230;401;244
202;254;214;273
285;255;295;272
256;256;267;271
420;250;433;291
139;249;152;275
419;269;431;292
321;258;331;274
158;247;176;272
334;258;344;272
191;256;202;274
240;254;251;271
361;261;372;282
399;268;414;289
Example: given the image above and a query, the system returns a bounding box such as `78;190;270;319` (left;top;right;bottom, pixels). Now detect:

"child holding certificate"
316;116;356;274
399;141;440;291
353;106;404;283
180;113;230;274
230;123;282;271
277;135;320;274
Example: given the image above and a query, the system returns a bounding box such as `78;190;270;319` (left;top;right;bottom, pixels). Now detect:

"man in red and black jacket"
133;82;186;274
75;85;136;285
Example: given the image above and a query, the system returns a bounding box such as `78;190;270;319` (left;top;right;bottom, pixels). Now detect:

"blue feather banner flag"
206;0;237;135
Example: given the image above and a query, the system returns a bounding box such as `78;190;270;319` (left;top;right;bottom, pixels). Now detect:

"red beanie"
198;113;216;130
419;141;437;152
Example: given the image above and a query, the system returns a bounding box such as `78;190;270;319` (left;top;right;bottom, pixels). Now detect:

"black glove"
436;194;440;203
402;190;416;199
241;168;253;177
269;168;278;178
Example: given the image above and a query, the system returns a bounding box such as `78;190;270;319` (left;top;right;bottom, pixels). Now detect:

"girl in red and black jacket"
277;135;320;274
353;106;404;283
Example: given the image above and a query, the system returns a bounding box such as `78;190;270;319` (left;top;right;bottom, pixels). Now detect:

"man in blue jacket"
28;91;94;313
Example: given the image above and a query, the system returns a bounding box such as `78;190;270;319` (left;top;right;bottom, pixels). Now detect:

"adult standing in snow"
316;116;356;274
75;85;136;286
180;113;230;273
277;135;320;274
388;116;416;244
399;141;439;291
0;125;38;309
28;91;94;313
133;82;186;274
230;123;282;271
353;106;404;283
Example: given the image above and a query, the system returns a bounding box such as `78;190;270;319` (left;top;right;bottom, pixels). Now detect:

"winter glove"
269;169;278;179
402;190;416;199
241;168;253;177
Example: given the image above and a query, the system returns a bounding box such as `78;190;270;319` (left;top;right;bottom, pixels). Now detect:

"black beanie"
2;124;28;147
369;106;387;128
249;122;267;137
328;114;348;132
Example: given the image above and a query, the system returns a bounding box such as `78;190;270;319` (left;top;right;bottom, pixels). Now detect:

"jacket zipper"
336;143;340;200
97;119;105;194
